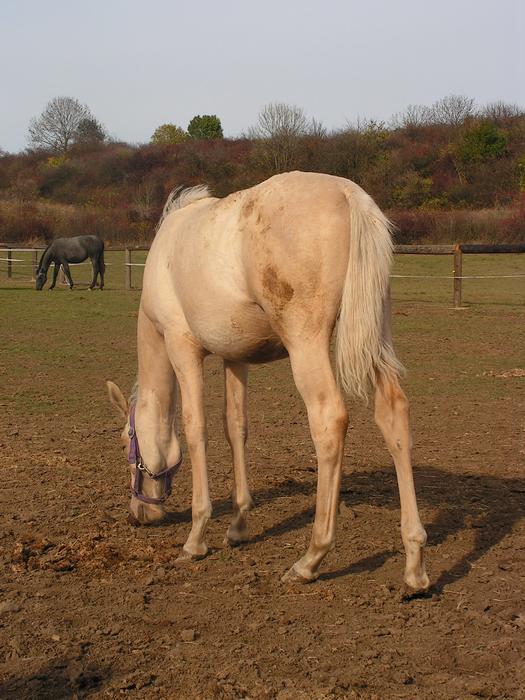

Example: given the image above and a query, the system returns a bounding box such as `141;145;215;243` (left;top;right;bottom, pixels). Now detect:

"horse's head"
35;269;47;290
106;380;167;526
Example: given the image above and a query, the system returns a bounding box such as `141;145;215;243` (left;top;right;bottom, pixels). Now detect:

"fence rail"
392;243;525;307
1;244;524;306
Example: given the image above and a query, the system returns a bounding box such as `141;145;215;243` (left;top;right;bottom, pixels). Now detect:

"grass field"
0;252;524;698
1;248;524;305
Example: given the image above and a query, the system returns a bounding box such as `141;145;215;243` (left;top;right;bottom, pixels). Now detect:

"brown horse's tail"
335;188;403;400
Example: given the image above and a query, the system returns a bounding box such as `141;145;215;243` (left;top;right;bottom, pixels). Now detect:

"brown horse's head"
106;380;166;526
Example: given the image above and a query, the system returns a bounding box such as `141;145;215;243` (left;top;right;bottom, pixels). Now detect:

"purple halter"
128;404;183;505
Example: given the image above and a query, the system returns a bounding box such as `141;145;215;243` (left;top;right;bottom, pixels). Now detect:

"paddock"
0;256;524;698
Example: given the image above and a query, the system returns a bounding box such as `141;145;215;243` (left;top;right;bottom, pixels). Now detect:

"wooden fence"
393;243;525;307
1;243;524;306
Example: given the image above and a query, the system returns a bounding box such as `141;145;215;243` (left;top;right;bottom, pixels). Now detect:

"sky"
1;0;524;153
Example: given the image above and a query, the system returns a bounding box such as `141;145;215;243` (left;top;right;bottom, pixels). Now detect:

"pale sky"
2;0;524;153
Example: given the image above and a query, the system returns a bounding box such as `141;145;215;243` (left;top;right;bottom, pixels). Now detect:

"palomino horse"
107;172;429;591
36;235;105;290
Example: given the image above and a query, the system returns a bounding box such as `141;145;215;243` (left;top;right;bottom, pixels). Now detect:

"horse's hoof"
281;564;317;585
176;547;208;563
402;575;431;600
224;527;249;548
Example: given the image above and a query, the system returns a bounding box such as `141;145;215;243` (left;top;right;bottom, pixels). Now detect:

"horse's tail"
156;184;211;231
99;248;105;273
335;188;403;400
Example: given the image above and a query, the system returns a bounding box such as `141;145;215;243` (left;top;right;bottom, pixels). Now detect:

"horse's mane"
156;184;211;231
37;242;53;272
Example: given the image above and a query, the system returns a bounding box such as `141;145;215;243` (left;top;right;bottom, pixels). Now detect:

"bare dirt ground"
0;280;524;699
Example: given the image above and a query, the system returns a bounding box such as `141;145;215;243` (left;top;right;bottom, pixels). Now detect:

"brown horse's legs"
283;342;348;582
166;342;211;560
374;374;429;592
223;361;253;545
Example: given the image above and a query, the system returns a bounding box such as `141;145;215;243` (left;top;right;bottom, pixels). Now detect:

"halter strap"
128;404;182;505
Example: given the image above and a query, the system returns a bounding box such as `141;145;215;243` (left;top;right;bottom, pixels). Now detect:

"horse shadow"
163;464;525;592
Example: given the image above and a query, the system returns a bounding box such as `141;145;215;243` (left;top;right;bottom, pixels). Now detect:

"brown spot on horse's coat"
242;199;255;218
262;266;294;309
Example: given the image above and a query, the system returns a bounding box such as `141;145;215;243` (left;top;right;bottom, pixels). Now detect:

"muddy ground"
0;286;524;699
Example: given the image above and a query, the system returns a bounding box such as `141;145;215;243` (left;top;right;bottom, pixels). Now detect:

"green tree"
458;122;507;164
150;123;188;145
187;115;223;140
74;117;106;145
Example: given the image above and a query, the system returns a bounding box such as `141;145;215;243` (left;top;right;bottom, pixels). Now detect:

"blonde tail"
335;190;403;400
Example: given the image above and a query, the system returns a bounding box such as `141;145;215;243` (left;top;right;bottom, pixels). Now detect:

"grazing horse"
35;235;105;290
107;172;429;591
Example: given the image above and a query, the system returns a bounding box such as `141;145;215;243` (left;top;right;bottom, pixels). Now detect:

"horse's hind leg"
223;360;253;545
89;256;98;289
99;252;105;290
283;341;348;582
374;373;429;593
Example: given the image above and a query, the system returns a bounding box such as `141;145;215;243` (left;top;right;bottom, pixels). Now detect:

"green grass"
0;253;523;422
2;250;523;307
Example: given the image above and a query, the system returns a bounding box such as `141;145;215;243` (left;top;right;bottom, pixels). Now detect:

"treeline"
1;98;524;245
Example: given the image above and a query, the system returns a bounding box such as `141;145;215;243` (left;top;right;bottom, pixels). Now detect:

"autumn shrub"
499;194;525;242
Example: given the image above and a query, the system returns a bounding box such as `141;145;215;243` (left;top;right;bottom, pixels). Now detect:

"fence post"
32;250;38;280
453;243;462;308
125;248;132;290
7;249;12;278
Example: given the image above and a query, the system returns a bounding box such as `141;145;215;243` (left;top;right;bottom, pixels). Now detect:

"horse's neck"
38;245;54;272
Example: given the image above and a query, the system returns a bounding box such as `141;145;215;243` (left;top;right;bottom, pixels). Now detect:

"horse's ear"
106;380;128;419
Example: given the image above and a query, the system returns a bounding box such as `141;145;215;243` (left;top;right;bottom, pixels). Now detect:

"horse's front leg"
167;340;211;560
62;262;74;289
49;262;60;290
283;341;348;582
223;361;253;546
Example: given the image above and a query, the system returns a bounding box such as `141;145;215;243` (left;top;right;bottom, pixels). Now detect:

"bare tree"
248;102;310;173
390;104;432;129
28;96;94;153
479;100;524;122
429;94;475;127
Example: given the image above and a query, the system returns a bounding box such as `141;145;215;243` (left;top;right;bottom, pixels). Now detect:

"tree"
248;102;310;173
28;96;95;154
74;117;106;145
429;94;475;127
151;123;188;145
479;101;524;123
390;104;432;130
187;115;223;140
458;122;507;164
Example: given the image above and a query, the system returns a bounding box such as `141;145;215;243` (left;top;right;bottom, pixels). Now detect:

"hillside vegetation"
1;112;524;246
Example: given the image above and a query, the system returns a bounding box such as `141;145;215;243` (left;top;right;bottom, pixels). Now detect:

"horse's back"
143;172;375;358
